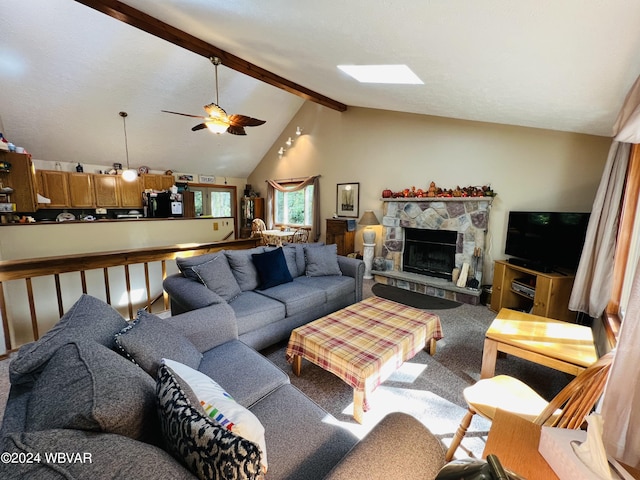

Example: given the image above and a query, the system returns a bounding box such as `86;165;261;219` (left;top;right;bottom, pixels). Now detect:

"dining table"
261;229;295;246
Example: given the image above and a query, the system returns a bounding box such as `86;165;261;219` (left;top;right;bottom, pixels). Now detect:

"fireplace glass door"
403;228;457;280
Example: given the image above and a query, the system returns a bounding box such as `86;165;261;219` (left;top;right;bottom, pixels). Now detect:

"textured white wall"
248;104;611;285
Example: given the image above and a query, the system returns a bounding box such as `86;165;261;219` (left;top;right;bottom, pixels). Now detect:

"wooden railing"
0;238;258;358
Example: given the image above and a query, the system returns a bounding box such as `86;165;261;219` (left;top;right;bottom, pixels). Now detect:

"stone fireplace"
374;198;493;304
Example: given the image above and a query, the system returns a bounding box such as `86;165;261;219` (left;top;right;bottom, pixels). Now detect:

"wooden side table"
484;409;558;480
326;218;355;255
481;308;598;379
485;409;640;480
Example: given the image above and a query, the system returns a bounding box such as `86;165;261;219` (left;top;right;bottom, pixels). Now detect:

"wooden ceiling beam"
74;0;347;112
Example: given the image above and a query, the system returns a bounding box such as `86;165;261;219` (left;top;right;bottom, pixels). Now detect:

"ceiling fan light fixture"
205;118;229;134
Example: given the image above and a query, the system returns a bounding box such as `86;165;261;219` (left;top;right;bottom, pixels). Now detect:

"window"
274;184;314;227
191;187;234;218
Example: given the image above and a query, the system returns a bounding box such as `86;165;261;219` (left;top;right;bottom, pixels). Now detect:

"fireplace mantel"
380;197;494;203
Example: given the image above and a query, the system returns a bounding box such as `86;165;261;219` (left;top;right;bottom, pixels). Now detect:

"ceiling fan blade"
161;110;206;119
228;114;266;127
203;103;228;119
226;124;247;135
191;123;208;132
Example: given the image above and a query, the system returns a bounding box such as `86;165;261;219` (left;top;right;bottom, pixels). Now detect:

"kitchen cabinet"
491;260;576;322
326;218;356;256
93;175;119;207
38;170;70;208
142;174;174;191
1;152;38;212
68;172;95;207
117;177;143;208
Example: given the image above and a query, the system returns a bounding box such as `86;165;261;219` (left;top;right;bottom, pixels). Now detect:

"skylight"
337;64;423;84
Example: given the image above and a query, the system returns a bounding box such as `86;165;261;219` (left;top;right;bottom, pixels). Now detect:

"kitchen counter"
0;217;198;225
0;217;236;261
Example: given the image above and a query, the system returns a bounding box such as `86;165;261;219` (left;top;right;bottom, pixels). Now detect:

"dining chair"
445;350;615;461
251;218;267;245
291;228;310;243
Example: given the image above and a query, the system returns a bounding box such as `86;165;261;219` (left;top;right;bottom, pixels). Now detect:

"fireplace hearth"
403;228;457;280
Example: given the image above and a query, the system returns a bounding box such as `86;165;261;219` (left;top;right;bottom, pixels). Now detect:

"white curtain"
602;259;640;468
568;141;629;317
594;75;640;468
266;176;321;242
568;75;640;467
569;75;640;317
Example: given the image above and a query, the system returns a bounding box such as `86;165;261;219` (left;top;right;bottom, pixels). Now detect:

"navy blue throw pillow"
251;247;294;290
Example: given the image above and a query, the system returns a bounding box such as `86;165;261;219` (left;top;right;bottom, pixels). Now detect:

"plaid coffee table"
285;296;443;423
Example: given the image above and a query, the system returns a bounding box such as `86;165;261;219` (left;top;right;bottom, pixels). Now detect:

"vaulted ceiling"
2;0;640;178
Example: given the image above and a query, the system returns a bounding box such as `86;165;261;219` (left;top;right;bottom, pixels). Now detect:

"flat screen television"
505;211;590;272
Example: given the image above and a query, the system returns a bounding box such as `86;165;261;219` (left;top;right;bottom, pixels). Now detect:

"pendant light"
119;111;137;182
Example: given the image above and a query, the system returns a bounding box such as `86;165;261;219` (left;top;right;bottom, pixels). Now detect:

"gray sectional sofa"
163;243;365;350
0;294;446;479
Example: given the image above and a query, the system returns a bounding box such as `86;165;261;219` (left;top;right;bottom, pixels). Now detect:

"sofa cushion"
163;359;268;472
228;291;285;336
304;244;342;277
266;245;299;278
115;310;202;377
288;242;324;276
249;384;358;480
190;253;242;301
252;247;293;290
198;339;289;408
225;247;265;291
293;275;356;302
257;282;326;317
9;294;128;385
176;251;221;276
1;429;194;480
156;363;264;479
24;341;159;443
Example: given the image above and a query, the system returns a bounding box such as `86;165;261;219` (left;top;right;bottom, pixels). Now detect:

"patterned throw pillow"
156;364;264;480
162;359;268;473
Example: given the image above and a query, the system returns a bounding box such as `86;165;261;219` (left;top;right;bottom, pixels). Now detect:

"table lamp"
359;210;380;243
359;210;380;279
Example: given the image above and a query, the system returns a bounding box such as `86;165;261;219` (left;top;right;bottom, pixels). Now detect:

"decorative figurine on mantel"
427;182;437;197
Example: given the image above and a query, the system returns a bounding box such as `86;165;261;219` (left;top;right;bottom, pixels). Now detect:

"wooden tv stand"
491;260;576;322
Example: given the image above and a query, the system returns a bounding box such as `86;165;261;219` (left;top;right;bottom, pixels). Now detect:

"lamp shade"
358;210;380;226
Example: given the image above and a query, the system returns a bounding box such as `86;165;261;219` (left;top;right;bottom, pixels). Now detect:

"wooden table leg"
353;389;364;424
427;337;436;357
292;355;302;376
481;338;498;379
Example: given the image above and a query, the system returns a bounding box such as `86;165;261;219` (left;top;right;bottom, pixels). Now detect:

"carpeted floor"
262;279;573;458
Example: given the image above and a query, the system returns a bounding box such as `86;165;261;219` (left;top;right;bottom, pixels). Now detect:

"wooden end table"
485;409;640;480
481;308;598;379
286;296;443;423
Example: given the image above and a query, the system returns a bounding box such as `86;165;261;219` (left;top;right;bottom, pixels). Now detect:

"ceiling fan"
162;57;266;135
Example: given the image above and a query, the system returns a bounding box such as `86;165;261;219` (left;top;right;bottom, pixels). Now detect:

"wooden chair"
445;350;615;461
251;218;267;245
291;227;310;243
